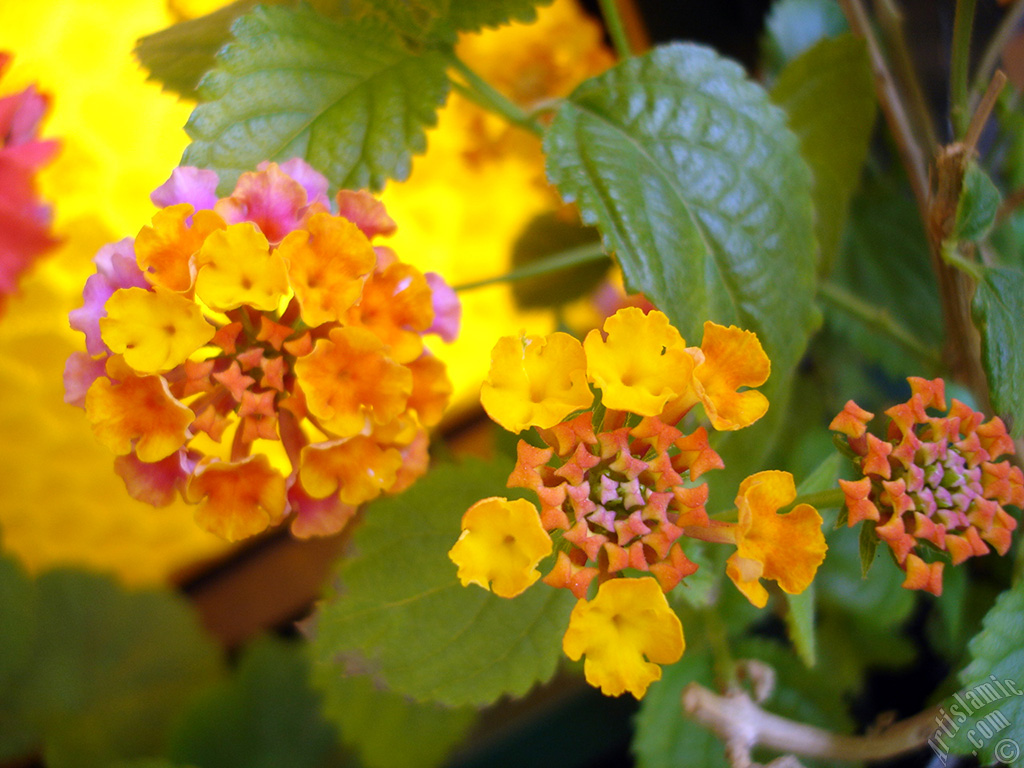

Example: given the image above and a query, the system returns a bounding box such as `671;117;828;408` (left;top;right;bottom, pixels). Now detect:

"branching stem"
598;0;633;59
817;282;942;367
451;243;610;292
951;0;979;138
448;56;545;136
682;684;941;764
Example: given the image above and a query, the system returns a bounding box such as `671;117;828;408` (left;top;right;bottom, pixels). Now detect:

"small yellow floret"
100;286;215;374
449;496;552;598
480;332;592;433
726;470;827;608
194;222;290;312
562;577;684;699
584;308;693;416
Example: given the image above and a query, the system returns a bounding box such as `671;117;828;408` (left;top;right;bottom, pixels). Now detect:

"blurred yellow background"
0;0;612;584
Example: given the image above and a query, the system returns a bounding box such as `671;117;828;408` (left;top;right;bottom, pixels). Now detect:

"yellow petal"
727;470;826;607
194;222;290;312
562;577;684;699
584;308;693;416
692;321;770;430
279;212;375;327
448;496;552;598
481;331;592;432
100;286;215;374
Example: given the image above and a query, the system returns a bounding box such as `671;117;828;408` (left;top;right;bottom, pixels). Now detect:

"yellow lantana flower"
726;470;827;608
194;223;290;312
584;308;694;416
562;577;684;699
100;285;215;373
480;332;592;433
449;496;552;598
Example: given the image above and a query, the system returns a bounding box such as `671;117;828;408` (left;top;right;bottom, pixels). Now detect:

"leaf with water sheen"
544;43;818;385
310;459;576;707
183;4;450;193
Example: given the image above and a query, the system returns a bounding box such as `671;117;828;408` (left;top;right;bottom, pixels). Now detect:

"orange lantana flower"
725;470;826;608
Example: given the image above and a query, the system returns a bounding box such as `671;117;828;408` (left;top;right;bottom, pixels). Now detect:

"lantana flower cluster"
449;307;827;698
832;377;1022;595
65;160;459;541
0;52;58;313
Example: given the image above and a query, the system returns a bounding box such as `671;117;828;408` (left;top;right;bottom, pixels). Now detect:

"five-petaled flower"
66;160;460;541
451;307;826;698
831;377;1022;595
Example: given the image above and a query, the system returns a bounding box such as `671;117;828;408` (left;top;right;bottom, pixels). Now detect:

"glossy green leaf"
183;4;451;193
354;0;552;37
544;42;818;387
170;638;338;768
23;570;223;768
944;580;1024;766
955;162;1002;243
972;265;1024;437
313;671;475;768
771;34;876;269
310;459;576;707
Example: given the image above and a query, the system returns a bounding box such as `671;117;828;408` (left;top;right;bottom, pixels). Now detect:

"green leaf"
858;519;879;577
170;637;338;768
944;580;1024;766
972;265;1024;437
309;459;577;707
24;570;223;768
313;670;474;768
771;34;876;270
955;162;1002;243
445;0;553;33
135;0;263;97
544;42;818;388
829;174;943;375
183;4;451;194
0;551;40;761
632;648;729;768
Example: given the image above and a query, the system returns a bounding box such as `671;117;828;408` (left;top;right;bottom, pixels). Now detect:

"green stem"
702;609;737;690
817;282;943;367
941;240;986;280
597;0;633;59
448;55;545;137
451;242;610;292
951;0;978;138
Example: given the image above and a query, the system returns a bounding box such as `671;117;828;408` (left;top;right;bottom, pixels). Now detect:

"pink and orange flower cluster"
449;308;827;698
832;377;1021;595
0;52;58;313
65;160;459;541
